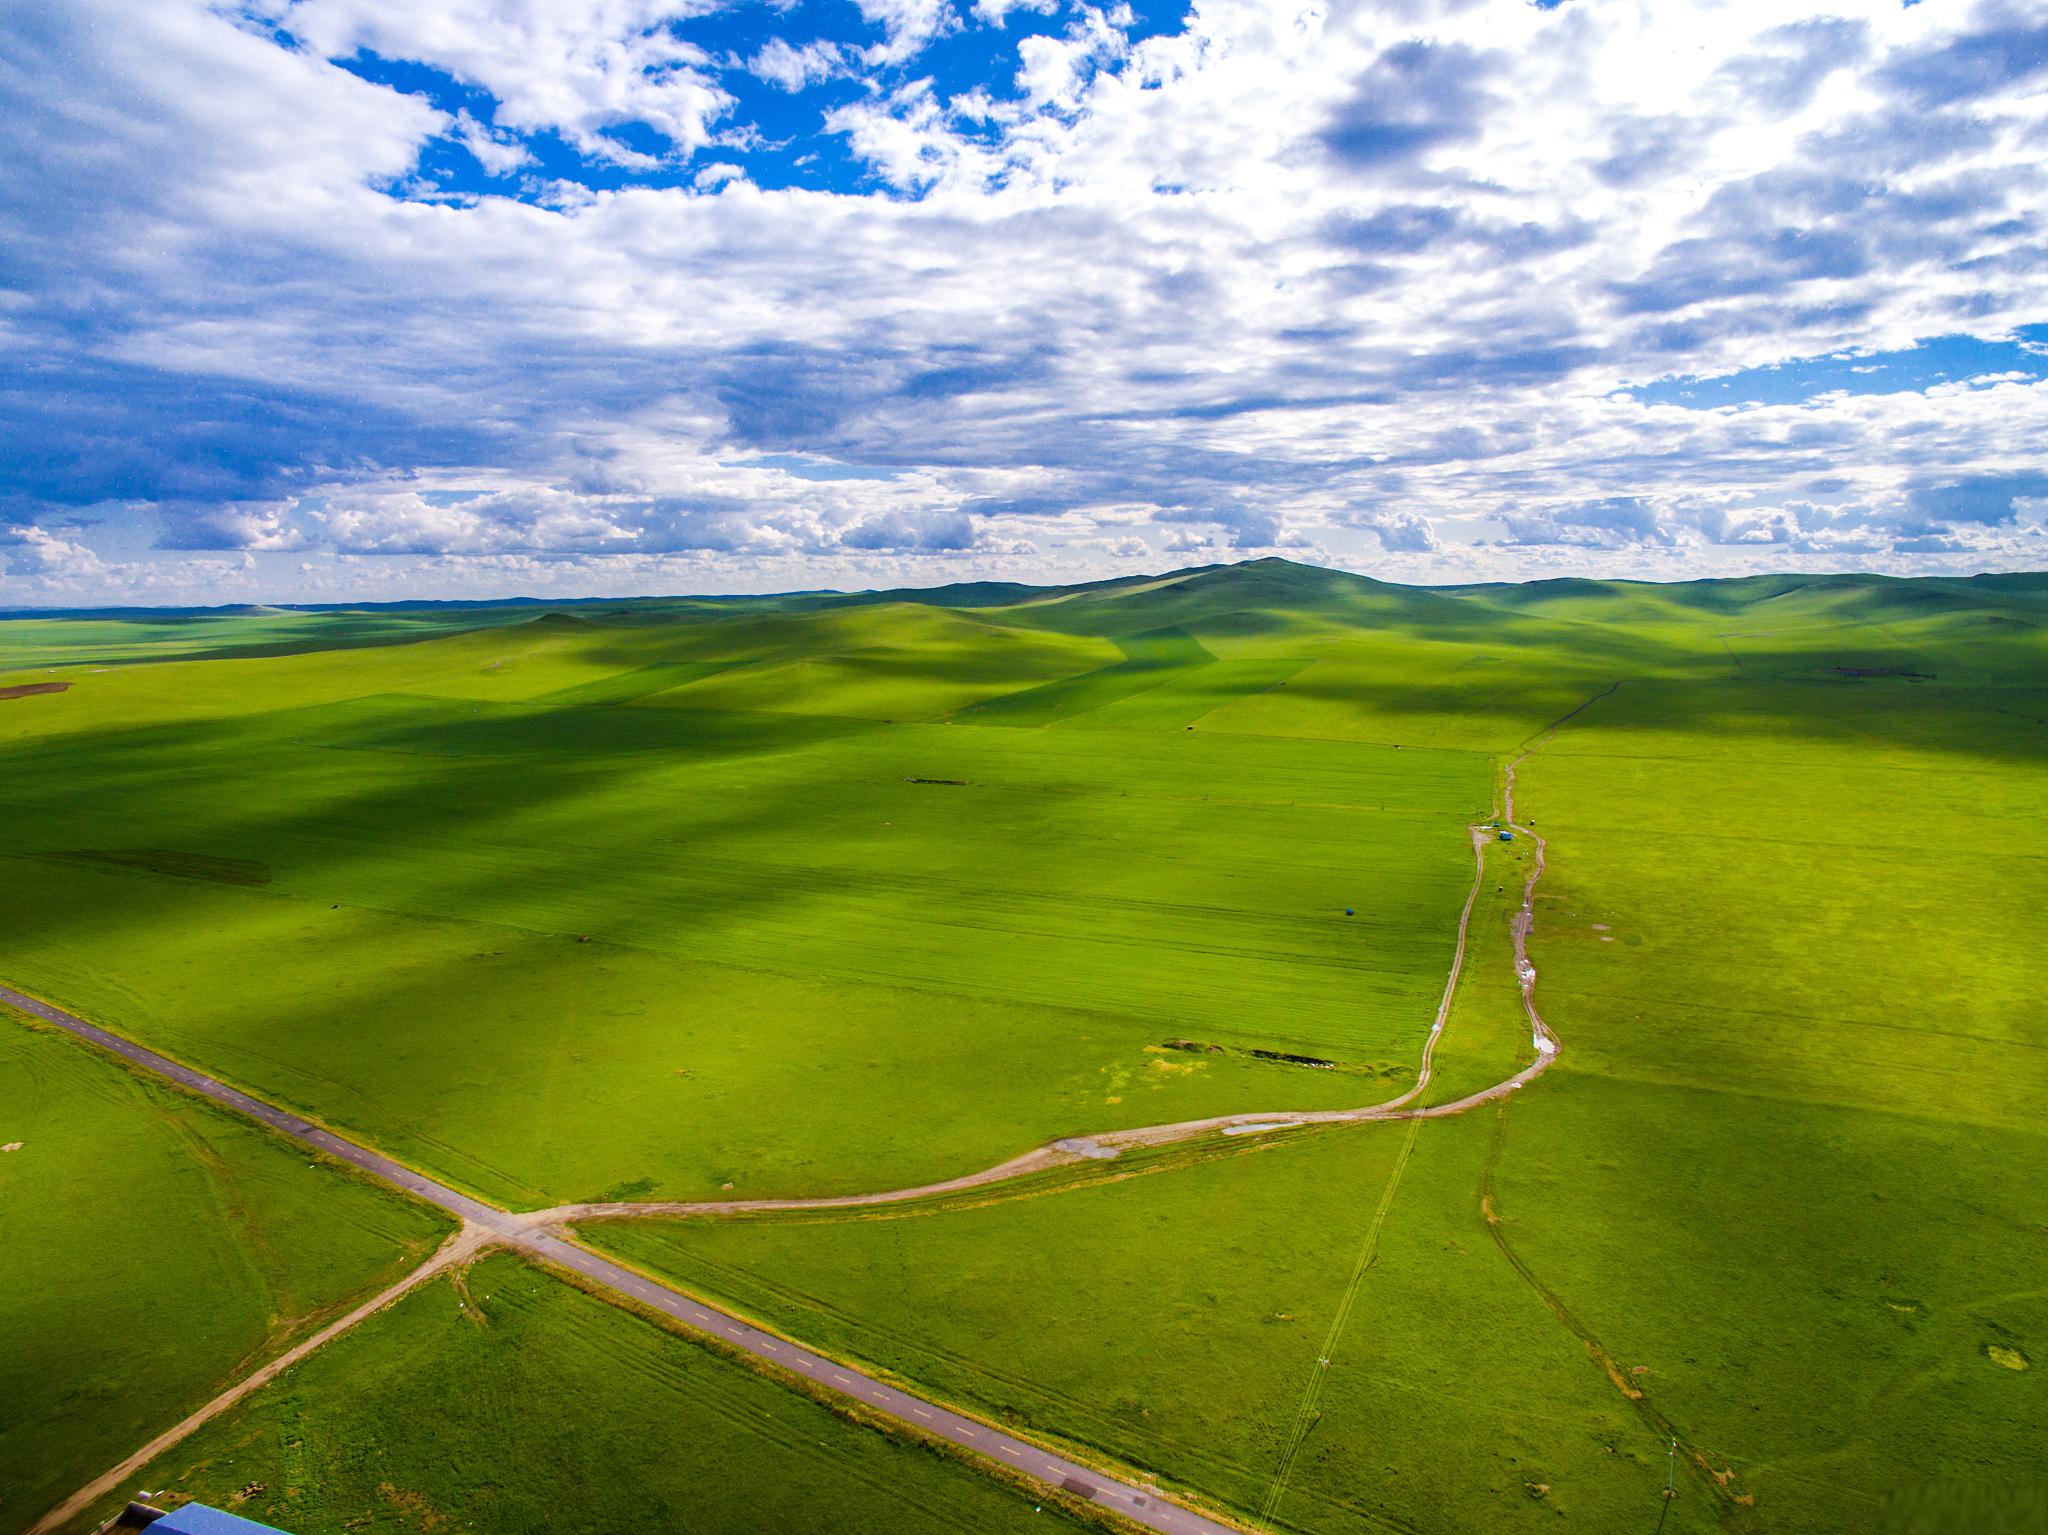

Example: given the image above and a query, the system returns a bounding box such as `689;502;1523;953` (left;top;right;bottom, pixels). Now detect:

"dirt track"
26;1224;494;1535
0;982;1250;1535
540;742;1563;1228
7;709;1585;1535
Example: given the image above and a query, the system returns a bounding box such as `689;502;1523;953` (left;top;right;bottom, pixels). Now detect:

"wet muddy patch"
1054;1136;1118;1161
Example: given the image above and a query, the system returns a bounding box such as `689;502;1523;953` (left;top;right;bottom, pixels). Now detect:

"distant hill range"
9;554;2048;625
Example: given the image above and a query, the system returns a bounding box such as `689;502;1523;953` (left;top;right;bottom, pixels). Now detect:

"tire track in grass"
10;684;1603;1535
1254;1116;1422;1533
1476;681;1754;1520
553;711;1556;1229
1481;681;1758;1529
1477;1102;1755;1528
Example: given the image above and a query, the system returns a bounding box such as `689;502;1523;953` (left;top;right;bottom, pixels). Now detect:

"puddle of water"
1053;1137;1119;1161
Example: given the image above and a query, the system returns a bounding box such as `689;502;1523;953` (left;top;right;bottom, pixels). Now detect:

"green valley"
4;559;2043;1535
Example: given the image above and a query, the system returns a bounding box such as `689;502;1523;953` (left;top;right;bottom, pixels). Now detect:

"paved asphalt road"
0;983;1244;1535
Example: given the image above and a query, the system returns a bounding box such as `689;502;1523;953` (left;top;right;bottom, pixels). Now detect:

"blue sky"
333;1;1197;201
2;0;2047;603
1632;327;2048;408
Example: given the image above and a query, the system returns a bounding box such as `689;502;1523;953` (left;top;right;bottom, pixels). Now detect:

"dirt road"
1;981;1245;1535
546;758;1562;1226
7;723;1575;1535
27;1224;495;1535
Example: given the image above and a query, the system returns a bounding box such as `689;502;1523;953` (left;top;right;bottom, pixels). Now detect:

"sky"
2;0;2046;605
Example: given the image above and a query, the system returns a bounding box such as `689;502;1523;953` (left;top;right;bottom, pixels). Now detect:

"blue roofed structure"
145;1507;290;1535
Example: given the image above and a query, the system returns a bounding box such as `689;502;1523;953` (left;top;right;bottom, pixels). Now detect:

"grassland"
584;566;2047;1535
0;1011;449;1535
4;560;2045;1535
598;1112;1703;1535
0;596;1488;1205
57;1250;1094;1535
0;604;546;671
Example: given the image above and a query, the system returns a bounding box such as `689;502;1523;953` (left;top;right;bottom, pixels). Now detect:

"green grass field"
0;594;1488;1205
0;1013;450;1535
4;559;2045;1535
597;1114;1703;1535
584;566;2048;1534
56;1250;1095;1535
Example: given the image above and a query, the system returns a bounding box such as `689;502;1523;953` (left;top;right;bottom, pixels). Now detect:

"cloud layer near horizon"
3;0;2046;604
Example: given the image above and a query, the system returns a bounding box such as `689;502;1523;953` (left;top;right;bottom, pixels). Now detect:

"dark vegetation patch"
1249;1048;1338;1069
906;777;970;786
0;681;69;700
1161;1039;1348;1071
1828;667;1935;680
40;848;272;886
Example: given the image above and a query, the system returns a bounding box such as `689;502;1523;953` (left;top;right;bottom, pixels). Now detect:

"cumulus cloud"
692;161;747;190
838;509;979;551
1903;471;2048;525
1318;39;1499;172
1339;509;1439;554
975;0;1059;28
2;0;2047;605
749;38;849;92
1015;6;1135;109
155;502;307;553
855;0;961;67
247;0;733;164
452;110;533;176
1;524;106;582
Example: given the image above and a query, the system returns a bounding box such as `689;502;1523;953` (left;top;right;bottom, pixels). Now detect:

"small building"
111;1504;290;1535
1497;830;1514;842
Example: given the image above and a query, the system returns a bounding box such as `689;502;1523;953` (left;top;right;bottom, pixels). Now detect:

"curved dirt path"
532;740;1564;1229
2;985;1245;1535
5;712;1582;1535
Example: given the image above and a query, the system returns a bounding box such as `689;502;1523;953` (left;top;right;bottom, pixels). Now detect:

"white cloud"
974;0;1058;28
748;38;848;92
248;0;732;163
692;161;747;190
854;0;961;67
1014;6;1132;109
453;110;533;176
3;0;2048;604
1;524;106;583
